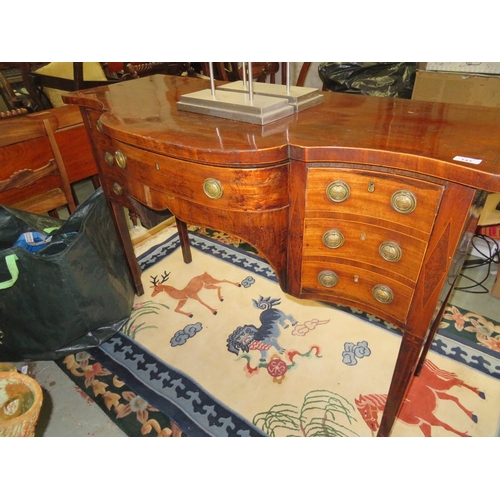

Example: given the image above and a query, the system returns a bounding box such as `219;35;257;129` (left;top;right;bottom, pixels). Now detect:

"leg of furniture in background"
296;62;312;87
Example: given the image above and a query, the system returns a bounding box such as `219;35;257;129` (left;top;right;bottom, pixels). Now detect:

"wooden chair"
0;71;30;118
27;106;101;205
122;62;193;80
0;115;77;217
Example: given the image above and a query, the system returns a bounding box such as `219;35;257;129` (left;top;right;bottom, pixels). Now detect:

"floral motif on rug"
56;351;183;437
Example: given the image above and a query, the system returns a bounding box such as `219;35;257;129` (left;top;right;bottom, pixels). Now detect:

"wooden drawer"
301;261;414;323
306;167;444;237
109;140;290;212
303;218;427;284
299;165;445;323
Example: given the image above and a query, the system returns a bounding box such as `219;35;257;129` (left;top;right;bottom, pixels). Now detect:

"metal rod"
248;62;253;101
242;62;247;88
208;62;215;96
286;62;290;94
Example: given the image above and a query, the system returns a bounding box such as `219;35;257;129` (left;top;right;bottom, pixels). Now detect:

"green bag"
0;188;135;361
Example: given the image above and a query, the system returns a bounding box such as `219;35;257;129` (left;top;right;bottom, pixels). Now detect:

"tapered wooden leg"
109;201;144;296
377;332;423;437
414;276;460;377
175;217;192;264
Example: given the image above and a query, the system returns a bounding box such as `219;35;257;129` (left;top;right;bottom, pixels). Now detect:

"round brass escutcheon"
318;270;339;288
379;241;403;262
391;190;417;214
372;284;394;304
96;119;104;134
322;229;345;249
115;150;127;169
104;151;114;166
326;180;350;203
112;182;123;195
203;178;223;200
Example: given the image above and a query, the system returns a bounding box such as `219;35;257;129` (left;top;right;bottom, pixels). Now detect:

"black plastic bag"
318;62;418;98
0;188;135;361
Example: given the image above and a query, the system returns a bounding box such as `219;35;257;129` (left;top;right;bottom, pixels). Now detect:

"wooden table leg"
175;217;192;264
414;281;457;377
377;332;423;437
109;200;144;296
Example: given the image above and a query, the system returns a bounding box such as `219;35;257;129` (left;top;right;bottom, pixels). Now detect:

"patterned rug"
56;229;500;437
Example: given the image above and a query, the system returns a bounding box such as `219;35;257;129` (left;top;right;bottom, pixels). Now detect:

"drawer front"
300;166;445;324
109;140;289;212
303;218;427;284
306;167;444;236
301;261;414;323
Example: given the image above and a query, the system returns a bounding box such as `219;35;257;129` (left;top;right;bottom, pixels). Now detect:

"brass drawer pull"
379;241;403;262
104;151;114;166
372;284;394;304
115;150;127;169
391;190;417;214
322;229;345;249
203;178;223;200
96;119;104;134
112;182;123;195
318;270;339;288
326;180;350;203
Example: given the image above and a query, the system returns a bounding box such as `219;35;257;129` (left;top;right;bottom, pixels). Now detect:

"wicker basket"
0;371;43;437
0;363;17;373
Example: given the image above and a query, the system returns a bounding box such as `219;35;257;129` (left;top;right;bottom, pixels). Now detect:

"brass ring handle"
104;151;114;166
96;119;104;134
203;178;223;200
318;270;339;288
115;150;127;169
112;182;123;195
322;229;345;249
326;180;350;203
391;190;417;214
372;284;394;304
379;241;403;262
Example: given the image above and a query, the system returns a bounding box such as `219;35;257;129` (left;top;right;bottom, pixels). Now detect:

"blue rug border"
90;334;266;437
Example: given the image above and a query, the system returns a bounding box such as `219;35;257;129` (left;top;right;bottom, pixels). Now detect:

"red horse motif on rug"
355;359;486;436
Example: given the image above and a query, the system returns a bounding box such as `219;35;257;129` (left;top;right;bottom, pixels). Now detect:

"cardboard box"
479;193;500;226
425;62;500;75
412;70;500;301
412;70;500;108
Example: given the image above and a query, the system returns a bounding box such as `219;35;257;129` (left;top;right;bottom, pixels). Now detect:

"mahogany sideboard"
63;75;500;437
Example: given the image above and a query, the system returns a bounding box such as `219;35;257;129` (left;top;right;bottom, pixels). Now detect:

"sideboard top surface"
63;74;500;192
